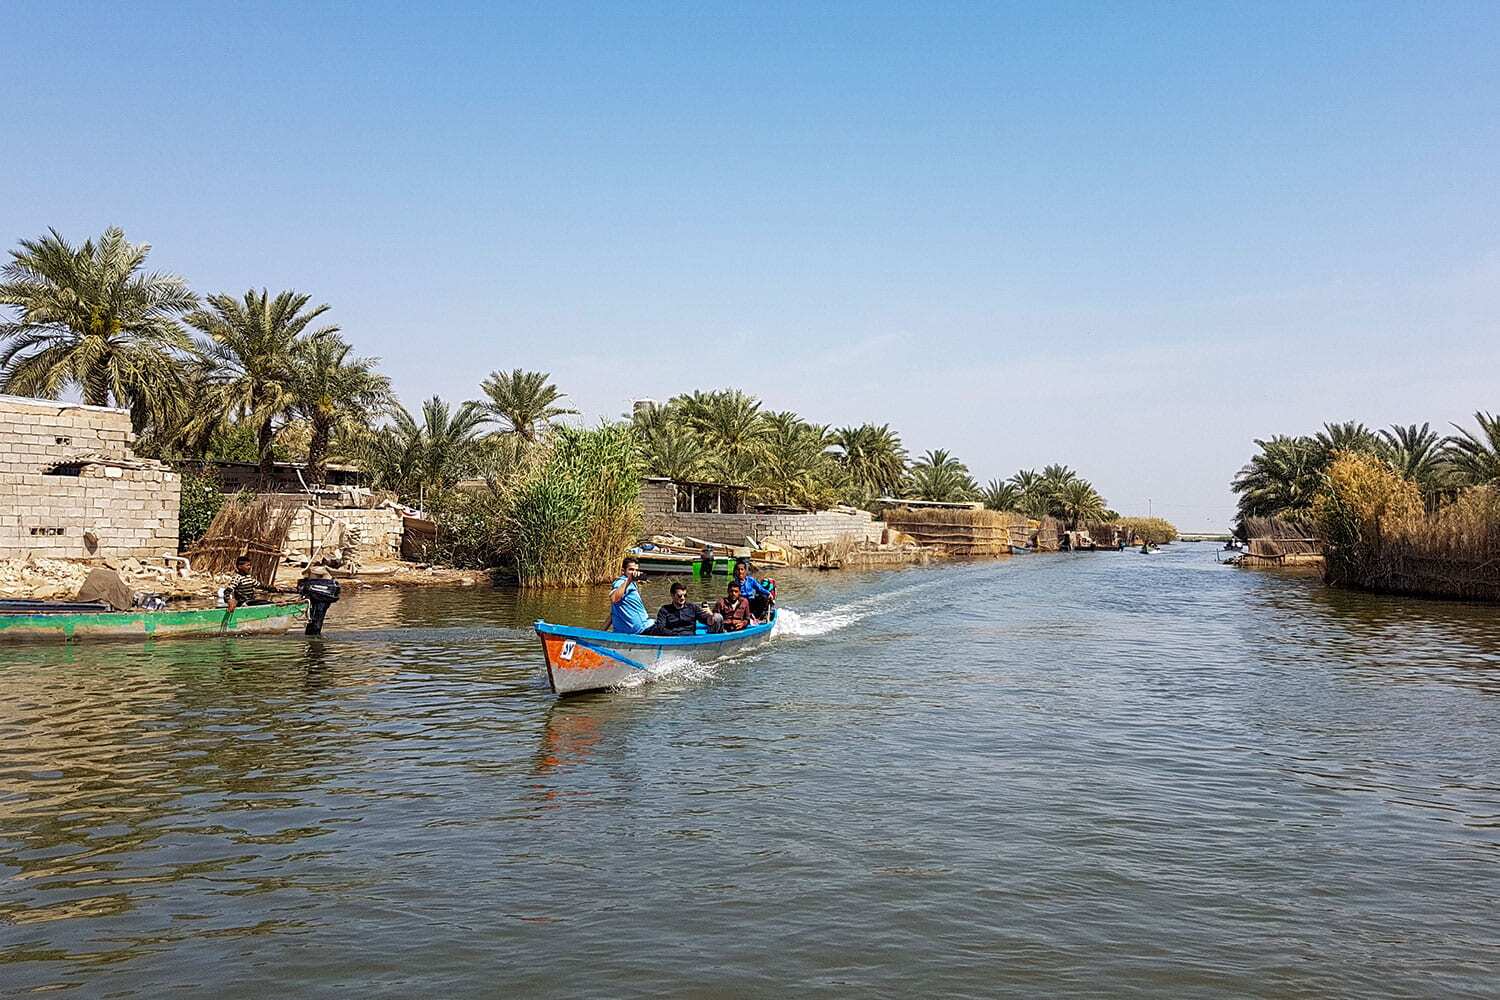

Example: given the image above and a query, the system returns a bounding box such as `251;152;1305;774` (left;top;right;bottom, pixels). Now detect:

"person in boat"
644;581;721;636
225;556;264;613
733;559;774;620
609;556;652;634
711;579;756;631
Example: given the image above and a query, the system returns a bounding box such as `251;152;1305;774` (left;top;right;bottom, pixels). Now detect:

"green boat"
627;549;735;577
0;599;306;642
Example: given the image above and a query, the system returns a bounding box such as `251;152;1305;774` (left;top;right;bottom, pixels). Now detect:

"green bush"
177;468;225;548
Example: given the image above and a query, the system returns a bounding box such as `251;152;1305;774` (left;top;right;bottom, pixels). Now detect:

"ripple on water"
2;552;1500;997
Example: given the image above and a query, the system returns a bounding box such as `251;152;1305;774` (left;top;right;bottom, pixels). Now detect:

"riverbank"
0;555;490;604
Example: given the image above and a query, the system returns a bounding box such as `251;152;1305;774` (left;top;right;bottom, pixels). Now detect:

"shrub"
177;468;225;548
1114;516;1178;545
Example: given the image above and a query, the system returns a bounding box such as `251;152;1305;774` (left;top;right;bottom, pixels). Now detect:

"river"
3;546;1499;997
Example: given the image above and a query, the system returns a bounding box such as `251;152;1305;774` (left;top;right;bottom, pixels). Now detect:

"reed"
881;506;1027;556
1113;517;1179;545
189;493;299;586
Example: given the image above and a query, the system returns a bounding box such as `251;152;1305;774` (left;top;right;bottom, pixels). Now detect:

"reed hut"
1239;516;1324;568
881;506;1026;557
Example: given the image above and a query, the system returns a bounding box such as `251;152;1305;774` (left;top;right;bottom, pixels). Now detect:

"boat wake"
772;575;950;639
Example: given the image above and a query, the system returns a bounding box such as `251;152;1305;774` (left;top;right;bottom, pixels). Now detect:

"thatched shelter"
881;507;1027;557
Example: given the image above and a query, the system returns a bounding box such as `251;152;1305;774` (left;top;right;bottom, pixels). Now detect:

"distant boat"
534;612;777;695
1010;544;1034;555
0;600;305;642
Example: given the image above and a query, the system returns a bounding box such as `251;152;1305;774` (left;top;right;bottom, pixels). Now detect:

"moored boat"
1009;544;1034;555
0;599;306;642
534;612;777;695
627;549;736;576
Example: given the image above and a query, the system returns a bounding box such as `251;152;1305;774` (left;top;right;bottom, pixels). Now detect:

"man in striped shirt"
226;555;260;612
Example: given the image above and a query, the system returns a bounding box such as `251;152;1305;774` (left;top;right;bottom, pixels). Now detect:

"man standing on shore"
609;557;651;634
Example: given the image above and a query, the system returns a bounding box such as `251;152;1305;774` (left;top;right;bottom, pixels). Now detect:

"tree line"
1;226;1131;533
1232;417;1500;529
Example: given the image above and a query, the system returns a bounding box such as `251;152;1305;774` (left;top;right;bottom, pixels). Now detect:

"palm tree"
0;227;195;430
361;396;489;499
832;423;908;502
1008;468;1052;518
1379;422;1450;504
1314;421;1379;463
288;334;394;485
981;478;1021;511
186;289;337;482
758;412;841;510
1057;479;1108;528
907;449;979;503
675;389;767;483
1445;412;1500;486
479;368;577;443
1232;435;1323;524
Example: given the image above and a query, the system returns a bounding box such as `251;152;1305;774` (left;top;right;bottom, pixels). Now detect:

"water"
3;548;1500;998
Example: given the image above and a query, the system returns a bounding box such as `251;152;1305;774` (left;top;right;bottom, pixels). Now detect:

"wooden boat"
534;612;777;695
0;599;306;642
1009;544;1034;555
627;549;736;576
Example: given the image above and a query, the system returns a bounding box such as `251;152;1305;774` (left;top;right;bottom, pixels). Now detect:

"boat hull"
535;612;776;695
0;600;306;642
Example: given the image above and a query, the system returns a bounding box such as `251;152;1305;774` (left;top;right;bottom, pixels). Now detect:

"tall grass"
505;424;642;588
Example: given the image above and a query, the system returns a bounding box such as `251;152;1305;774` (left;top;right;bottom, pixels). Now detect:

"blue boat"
534;612;777;695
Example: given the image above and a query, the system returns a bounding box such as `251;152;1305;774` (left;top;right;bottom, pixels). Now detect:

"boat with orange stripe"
534;612;777;695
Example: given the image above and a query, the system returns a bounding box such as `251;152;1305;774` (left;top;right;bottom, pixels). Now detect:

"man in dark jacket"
644;582;721;635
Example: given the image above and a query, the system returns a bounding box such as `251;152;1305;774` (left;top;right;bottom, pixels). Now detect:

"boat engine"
297;577;341;636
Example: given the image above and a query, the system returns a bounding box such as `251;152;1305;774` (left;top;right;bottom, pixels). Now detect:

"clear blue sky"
6;2;1498;530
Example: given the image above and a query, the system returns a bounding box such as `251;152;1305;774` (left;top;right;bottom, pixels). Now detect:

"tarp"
75;568;134;611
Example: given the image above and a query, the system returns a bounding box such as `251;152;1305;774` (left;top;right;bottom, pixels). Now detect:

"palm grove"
1232;418;1500;596
1;227;1147;583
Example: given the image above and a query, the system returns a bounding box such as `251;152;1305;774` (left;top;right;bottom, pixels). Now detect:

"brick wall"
644;508;883;548
281;506;403;560
0;396;181;559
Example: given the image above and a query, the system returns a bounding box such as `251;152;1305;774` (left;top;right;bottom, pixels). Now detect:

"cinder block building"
0;394;180;560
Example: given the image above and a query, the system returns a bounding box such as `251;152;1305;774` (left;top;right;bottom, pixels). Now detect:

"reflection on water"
3;552;1500;997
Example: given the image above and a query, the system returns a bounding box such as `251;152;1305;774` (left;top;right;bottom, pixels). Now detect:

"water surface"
3;548;1499;997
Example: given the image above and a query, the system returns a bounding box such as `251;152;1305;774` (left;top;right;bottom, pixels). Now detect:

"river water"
3;546;1499;998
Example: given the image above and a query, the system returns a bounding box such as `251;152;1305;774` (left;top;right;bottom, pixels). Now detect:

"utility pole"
1148;498;1153;517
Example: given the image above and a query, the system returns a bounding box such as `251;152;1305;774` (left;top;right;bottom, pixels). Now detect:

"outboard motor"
297;577;341;636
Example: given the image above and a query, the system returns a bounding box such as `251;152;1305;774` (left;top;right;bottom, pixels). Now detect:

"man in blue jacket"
733;559;774;620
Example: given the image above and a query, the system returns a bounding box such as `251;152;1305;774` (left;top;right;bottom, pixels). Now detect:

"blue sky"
5;2;1498;529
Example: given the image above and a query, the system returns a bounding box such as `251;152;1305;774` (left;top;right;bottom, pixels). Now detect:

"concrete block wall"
644;508;884;548
0;396;181;560
0;395;135;473
281;506;403;560
0;467;180;560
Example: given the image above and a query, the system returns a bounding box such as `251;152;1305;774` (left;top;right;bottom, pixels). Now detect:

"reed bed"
1350;488;1500;601
882;507;1028;556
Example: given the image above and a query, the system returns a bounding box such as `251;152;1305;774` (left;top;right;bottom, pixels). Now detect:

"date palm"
675;389;767;482
186;289;337;482
1057;479;1108;529
832;423;908;502
1445;411;1500;487
1379;422;1450;503
361;396;489;499
289;334;394;485
1232;435;1323;524
907;448;979;503
1008;468;1052;518
982;478;1021;511
758;412;841;510
0;227;195;430
480;368;577;443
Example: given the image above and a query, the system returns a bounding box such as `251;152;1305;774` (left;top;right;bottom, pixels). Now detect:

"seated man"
733;559;775;620
712;580;756;631
609;557;651;634
644;581;721;636
225;555;264;612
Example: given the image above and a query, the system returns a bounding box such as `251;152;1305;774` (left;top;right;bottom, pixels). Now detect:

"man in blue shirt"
609;557;652;634
733;559;774;620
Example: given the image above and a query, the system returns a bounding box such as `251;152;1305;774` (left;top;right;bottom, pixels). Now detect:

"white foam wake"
772;574;951;640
